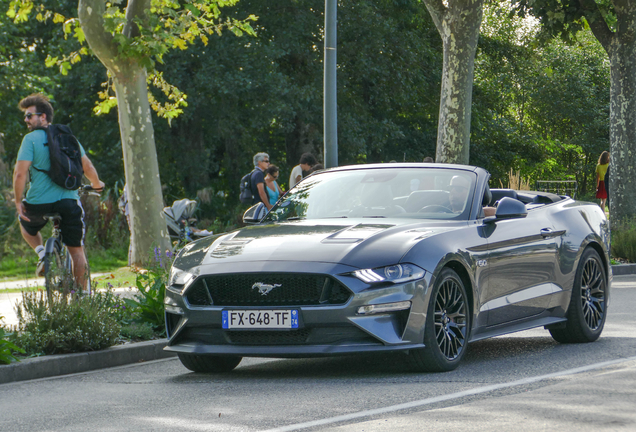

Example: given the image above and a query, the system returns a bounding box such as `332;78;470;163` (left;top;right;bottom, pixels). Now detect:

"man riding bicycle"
12;93;104;293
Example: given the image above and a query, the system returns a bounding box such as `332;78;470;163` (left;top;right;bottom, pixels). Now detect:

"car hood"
173;220;461;270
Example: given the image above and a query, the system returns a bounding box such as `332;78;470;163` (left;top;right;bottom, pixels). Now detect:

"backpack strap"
31;126;53;174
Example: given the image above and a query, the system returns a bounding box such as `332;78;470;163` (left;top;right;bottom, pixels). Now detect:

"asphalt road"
1;275;635;431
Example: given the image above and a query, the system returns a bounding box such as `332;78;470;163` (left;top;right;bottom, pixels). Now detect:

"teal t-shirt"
17;129;86;204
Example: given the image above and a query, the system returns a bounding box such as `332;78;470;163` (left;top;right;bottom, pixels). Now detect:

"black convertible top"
516;190;565;204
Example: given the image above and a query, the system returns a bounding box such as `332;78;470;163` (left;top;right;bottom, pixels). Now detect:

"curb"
0;339;175;385
612;264;636;276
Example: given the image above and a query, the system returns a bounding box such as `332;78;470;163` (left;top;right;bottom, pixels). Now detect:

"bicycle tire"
44;241;64;300
82;250;91;295
60;245;75;295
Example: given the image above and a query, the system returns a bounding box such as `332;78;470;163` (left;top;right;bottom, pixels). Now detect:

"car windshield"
263;167;477;222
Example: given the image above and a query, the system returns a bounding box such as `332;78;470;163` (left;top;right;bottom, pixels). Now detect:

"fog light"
357;300;411;315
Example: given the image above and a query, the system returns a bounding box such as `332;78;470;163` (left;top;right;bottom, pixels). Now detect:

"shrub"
122;248;172;337
611;218;636;263
0;319;25;364
12;291;121;355
119;321;156;341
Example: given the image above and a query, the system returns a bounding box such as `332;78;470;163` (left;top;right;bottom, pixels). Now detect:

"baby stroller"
163;198;213;248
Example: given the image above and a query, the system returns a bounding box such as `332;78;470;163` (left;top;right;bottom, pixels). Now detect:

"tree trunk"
79;0;171;265
423;0;483;164
582;0;636;227
607;41;636;226
114;67;171;263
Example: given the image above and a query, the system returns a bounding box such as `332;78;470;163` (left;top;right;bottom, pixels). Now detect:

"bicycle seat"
43;213;62;222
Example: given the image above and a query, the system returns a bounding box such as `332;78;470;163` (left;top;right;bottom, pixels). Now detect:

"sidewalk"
0;273;109;326
0;276;47;327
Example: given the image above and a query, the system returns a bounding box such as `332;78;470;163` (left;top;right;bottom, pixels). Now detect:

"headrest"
490;189;518;206
482;184;492;207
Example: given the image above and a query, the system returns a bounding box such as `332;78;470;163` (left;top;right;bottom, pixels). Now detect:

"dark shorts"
19;199;85;247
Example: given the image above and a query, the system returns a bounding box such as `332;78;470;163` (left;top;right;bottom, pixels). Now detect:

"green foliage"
611;218;636;263
12;290;121;355
511;0;614;42
0;323;25;364
119;321;156;341
0;193;15;248
0;0;611;233
7;0;257;120
122;248;172;336
472;2;609;192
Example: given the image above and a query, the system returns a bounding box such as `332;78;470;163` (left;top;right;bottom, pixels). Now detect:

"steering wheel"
418;205;453;213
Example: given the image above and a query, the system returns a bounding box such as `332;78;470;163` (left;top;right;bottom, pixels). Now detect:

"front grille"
227;329;311;345
185;273;352;306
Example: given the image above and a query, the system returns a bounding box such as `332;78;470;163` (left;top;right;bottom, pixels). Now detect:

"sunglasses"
262;159;270;163
24;112;43;120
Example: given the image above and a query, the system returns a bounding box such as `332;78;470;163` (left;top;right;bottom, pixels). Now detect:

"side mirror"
484;197;527;223
243;203;267;224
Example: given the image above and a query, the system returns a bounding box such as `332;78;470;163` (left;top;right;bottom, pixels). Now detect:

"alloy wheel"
579;256;605;330
434;278;467;360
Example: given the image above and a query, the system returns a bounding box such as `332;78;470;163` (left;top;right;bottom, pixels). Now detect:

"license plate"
222;310;299;329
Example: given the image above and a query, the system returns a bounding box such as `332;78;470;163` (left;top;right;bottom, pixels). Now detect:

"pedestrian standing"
595;151;610;212
251;152;272;210
264;165;284;206
289;153;318;189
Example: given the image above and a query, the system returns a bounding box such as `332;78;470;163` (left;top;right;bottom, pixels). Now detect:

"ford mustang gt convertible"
164;163;611;373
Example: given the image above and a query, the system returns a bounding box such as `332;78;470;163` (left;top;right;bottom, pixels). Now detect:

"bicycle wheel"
44;241;64;300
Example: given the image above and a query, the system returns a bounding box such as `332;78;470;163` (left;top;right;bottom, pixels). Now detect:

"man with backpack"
240;152;272;210
12;93;104;292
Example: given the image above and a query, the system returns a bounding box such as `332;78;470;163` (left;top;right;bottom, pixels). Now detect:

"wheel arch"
443;260;475;329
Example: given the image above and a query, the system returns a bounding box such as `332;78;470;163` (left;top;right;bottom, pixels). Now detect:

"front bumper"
164;261;433;358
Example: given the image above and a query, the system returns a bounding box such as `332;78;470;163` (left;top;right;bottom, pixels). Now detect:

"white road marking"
263;355;636;432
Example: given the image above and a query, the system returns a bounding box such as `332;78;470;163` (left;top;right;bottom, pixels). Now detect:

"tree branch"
578;0;614;51
78;0;119;71
123;0;151;38
421;0;448;34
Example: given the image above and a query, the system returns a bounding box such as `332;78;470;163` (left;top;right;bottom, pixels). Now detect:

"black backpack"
33;124;84;190
239;169;256;204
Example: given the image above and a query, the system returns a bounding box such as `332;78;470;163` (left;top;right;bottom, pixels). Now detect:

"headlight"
168;266;199;288
353;263;425;284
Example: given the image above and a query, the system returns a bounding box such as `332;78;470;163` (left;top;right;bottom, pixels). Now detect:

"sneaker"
35;258;45;277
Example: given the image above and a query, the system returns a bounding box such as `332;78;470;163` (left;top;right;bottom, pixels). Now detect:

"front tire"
178;353;242;373
550;247;607;343
408;267;470;372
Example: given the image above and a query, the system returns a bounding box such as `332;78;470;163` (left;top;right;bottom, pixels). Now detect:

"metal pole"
324;0;338;168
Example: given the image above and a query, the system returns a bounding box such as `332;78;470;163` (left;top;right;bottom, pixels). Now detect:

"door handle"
540;228;565;238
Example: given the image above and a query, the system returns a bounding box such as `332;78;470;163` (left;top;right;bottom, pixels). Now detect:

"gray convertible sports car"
164;163;611;373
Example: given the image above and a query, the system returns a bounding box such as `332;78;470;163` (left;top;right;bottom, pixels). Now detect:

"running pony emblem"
252;282;281;296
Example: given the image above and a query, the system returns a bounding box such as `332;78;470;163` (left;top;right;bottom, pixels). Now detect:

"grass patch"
1;267;136;294
612;217;636;263
91;267;137;290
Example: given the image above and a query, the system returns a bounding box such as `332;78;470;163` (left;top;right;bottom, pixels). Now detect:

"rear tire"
44;243;63;300
407;267;470;372
550;247;607;343
177;353;242;373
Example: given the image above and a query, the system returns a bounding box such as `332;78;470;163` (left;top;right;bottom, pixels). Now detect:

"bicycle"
42;185;101;299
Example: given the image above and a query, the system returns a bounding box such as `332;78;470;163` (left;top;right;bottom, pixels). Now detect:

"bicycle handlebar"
80;184;102;196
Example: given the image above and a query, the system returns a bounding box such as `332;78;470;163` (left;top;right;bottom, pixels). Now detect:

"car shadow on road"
166;334;630;383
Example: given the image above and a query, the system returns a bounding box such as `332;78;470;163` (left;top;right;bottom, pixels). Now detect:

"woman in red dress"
595;151;610;212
